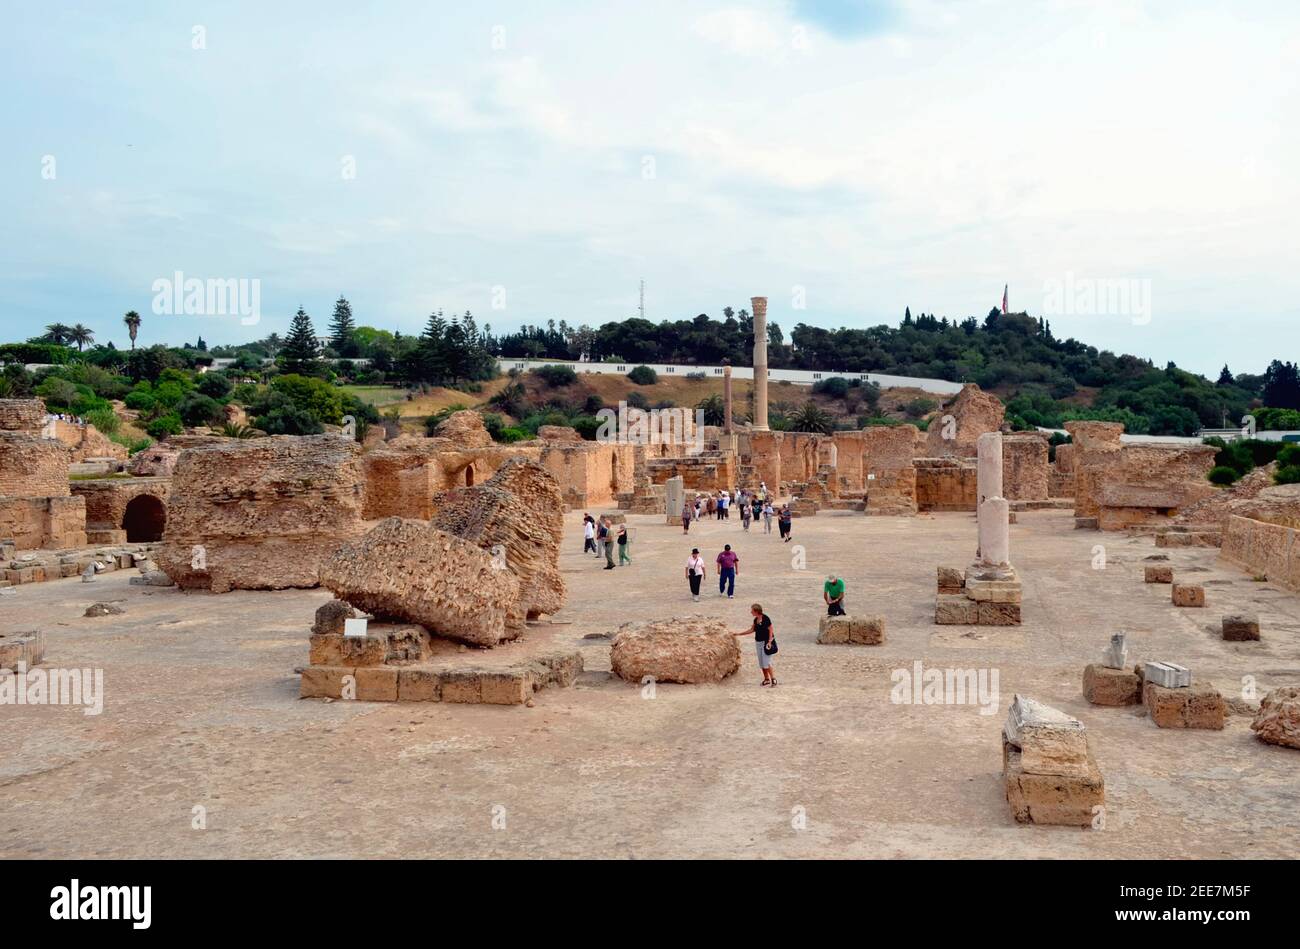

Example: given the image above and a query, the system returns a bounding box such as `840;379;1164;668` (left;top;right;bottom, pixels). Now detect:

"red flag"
1001;284;1008;315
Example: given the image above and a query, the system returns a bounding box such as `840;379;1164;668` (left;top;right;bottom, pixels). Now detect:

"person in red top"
715;543;739;599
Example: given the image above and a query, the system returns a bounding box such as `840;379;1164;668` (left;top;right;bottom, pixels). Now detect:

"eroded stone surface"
1251;687;1300;749
610;616;741;684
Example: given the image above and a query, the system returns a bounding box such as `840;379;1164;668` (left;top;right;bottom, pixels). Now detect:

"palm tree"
69;324;95;351
123;311;142;350
44;323;72;345
791;402;835;434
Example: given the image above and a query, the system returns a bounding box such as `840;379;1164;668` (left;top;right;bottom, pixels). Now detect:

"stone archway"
464;465;475;487
122;494;167;542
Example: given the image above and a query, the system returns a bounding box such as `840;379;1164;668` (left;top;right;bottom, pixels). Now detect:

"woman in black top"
735;602;777;687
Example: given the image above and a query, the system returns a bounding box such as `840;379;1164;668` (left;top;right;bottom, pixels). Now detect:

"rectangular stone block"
441;671;483;704
1074;517;1100;530
1082;663;1141;706
479;671;532;705
937;566;964;594
60;562;79;578
817;615;885;645
977;601;1021;625
354;666;399;702
1143;661;1191;688
1144;681;1225;729
1221;613;1260;642
1005;748;1104;827
1144;565;1173;583
965;578;1022;604
1171;583;1205;607
300;666;355;699
308;633;387;668
935;593;978;625
397;668;443;702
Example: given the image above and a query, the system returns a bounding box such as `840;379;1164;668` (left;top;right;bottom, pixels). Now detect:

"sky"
2;0;1298;377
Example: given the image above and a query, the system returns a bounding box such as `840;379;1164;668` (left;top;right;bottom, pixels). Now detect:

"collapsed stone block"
299;665;355;699
320;517;521;647
0;631;45;671
609;616;741;684
1144;681;1225;729
978;601;1021;625
1004;694;1090;777
312;600;357;637
1171;583;1205;607
1144;565;1173;584
816;615;885;645
1250;687;1300;749
1221;613;1260;642
1082;664;1141;706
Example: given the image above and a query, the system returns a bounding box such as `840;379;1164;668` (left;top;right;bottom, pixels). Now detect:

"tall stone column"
723;364;733;434
977;432;1003;508
751;296;769;431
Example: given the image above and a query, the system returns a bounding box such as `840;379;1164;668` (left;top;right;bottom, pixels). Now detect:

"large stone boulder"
924;384;1005;458
432;457;566;623
156;435;366;592
1251;686;1300;749
319;517;520;646
610;616;741;684
126;442;181;477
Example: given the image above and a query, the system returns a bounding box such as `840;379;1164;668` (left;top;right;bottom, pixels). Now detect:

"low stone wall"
1220;514;1300;590
70;477;170;541
0;433;70;498
1003;433;1049;501
915;458;976;511
0;399;46;432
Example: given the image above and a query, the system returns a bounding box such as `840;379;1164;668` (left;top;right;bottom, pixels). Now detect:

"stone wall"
923;384;1005;458
1050;443;1076;498
1066;421;1125;518
70;477;171;540
0;495;86;550
0;433;71;498
1221;514;1300;590
915;457;977;511
0;399;46;432
53;420;128;462
1002;433;1049;501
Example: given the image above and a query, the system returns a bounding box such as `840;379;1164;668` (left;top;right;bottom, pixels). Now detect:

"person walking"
583;515;597;555
685;548;707;602
762;500;774;534
824;574;846;615
716;543;739;599
597;517;616;570
617;525;632;566
778;504;793;543
740;498;752;531
681;500;693;534
734;603;777;687
706;495;717;519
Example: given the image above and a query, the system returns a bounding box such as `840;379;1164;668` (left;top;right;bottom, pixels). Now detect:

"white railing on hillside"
497;358;965;396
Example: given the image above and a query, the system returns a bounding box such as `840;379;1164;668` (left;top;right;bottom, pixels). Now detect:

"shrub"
145;414;184;438
570;415;603;440
626;391;650;410
903;397;937;419
627;365;658;385
84;407;120;435
123;389;156;412
1208;465;1239;486
533;365;577;387
1275;464;1300;485
685;371;706;381
269;374;343;424
36;376;79;410
812;376;850;398
177;392;224;427
497;426;530;443
0;342;73;365
1277;443;1300;468
196;372;233;400
254;406;323;435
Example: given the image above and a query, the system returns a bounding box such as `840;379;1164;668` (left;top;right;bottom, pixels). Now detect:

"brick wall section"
69;477;170;529
0;399;46;432
0;433;71;497
1221;514;1300;590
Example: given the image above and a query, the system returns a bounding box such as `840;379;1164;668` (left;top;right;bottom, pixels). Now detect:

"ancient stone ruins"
3;303;1298;856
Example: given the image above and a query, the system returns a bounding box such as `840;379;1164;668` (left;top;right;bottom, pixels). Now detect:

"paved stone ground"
3;510;1298;858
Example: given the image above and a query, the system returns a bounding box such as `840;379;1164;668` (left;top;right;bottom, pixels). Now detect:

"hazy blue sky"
3;1;1297;376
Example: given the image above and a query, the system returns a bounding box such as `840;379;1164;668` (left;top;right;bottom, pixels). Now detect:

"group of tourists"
582;481;841;688
582;513;630;570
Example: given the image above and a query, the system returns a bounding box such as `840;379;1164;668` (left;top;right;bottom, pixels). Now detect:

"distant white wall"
498;358;965;396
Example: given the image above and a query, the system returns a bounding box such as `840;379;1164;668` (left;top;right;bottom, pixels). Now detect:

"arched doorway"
464;465;475;486
122;494;167;542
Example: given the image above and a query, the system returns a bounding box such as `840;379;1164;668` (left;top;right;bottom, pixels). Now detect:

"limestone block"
1221;613;1260;642
1143;661;1191;688
1250;687;1300;749
299;666;355;699
978;601;1021;625
354;666;399;702
609;616;741;684
1082;664;1141;706
397;668;443;702
964;577;1022;604
1005;748;1104;827
816;615;885;645
1144;565;1173;583
1144;681;1225;729
1171;583;1205;607
935;593;978;625
936;566;964;594
1004;694;1089;777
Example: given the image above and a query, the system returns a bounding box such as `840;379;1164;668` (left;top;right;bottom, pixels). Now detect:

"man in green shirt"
823;574;846;616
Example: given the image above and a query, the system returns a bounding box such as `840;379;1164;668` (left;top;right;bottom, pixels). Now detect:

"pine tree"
281;307;320;375
329;296;359;357
1216;364;1235;386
